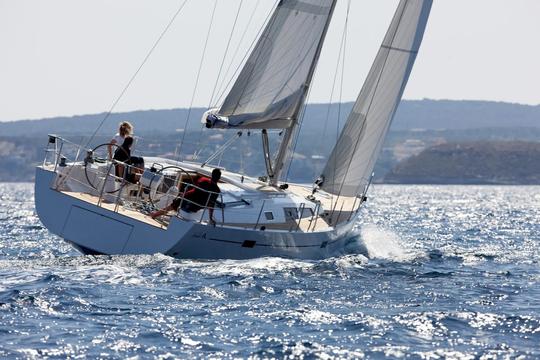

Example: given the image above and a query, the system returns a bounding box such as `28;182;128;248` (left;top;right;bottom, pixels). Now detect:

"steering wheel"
84;142;129;193
147;165;194;207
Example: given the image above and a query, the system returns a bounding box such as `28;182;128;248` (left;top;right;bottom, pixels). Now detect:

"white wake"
358;224;416;262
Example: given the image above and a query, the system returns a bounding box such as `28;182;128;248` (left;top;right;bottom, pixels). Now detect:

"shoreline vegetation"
1;99;539;184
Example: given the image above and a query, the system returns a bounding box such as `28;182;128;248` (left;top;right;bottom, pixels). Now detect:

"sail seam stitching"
381;44;418;54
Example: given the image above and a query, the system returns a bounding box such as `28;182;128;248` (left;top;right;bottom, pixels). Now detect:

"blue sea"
0;183;539;359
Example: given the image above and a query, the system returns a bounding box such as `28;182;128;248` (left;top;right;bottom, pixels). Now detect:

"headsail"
205;0;336;129
320;0;432;196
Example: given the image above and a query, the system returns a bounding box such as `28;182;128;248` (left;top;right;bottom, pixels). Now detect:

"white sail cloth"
205;0;336;129
320;0;432;197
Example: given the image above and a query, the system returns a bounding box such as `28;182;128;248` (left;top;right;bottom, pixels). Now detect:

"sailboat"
34;0;432;259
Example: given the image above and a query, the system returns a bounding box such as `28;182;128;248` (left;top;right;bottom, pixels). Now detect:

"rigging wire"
285;0;351;185
174;0;219;160
332;1;409;214
283;83;313;183
208;0;244;108
212;0;261;108
280;14;321;183
212;1;286;109
314;0;350;181
239;134;245;174
222;0;281;116
330;0;351;210
281;13;324;183
83;0;189;149
193;1;278;161
214;1;276;107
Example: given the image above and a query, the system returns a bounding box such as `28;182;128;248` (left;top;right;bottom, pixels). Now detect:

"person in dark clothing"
113;136;133;162
150;168;222;225
113;136;144;182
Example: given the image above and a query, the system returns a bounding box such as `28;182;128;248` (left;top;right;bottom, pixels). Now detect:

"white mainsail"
205;0;336;129
320;0;432;197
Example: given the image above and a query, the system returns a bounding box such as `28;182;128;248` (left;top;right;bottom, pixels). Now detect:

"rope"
83;0;189;149
174;0;219;161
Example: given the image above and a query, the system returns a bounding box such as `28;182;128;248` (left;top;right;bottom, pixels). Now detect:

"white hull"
31;0;433;260
35;166;356;260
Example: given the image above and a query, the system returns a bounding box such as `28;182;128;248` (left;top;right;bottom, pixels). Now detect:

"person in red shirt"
150;168;221;225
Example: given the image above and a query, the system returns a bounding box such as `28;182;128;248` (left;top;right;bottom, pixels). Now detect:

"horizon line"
1;98;539;123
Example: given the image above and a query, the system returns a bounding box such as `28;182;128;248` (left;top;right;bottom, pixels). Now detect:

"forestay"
205;0;336;129
320;0;432;196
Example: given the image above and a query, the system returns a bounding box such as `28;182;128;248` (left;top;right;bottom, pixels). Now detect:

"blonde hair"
118;121;133;137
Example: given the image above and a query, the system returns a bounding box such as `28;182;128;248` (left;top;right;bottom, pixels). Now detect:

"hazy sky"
1;0;539;122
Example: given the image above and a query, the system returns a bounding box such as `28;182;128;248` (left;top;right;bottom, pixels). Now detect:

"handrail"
254;200;266;230
97;162;115;207
45;137;162;205
44;134;261;177
295;203;305;232
43;135;331;232
170;180;224;226
308;202;319;232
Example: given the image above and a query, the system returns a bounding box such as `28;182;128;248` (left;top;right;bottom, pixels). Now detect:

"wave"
354;224;426;262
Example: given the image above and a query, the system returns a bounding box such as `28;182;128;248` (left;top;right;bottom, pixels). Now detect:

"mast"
202;0;338;183
270;0;337;185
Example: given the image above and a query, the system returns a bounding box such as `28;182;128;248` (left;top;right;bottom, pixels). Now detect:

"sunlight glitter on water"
0;183;539;358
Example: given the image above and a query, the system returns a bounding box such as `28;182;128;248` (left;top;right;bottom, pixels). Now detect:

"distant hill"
1;100;539;183
384;141;540;184
0;108;200;137
1;99;539;137
391;99;540;130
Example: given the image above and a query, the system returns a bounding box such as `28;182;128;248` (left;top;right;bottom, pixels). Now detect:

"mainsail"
320;0;432;196
205;0;336;129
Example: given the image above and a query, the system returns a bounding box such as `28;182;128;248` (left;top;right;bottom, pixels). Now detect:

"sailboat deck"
240;182;359;212
60;187;356;233
287;184;358;211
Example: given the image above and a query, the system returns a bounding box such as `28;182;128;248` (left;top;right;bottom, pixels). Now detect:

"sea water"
0;183;539;358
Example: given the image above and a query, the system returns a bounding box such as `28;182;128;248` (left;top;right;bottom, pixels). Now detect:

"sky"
1;0;539;122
